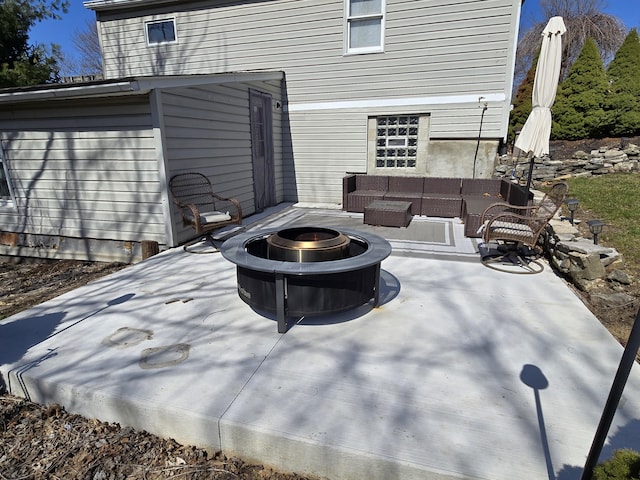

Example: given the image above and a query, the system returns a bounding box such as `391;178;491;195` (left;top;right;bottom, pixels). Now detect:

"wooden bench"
364;200;412;227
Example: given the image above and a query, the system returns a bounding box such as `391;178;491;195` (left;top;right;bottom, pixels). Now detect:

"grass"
565;173;640;266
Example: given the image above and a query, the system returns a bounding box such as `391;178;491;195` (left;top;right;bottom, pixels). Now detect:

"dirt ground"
0;259;319;480
1;138;639;478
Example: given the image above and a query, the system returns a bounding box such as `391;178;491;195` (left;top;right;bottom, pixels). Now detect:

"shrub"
606;29;640;137
509;50;538;143
552;38;609;140
593;449;640;480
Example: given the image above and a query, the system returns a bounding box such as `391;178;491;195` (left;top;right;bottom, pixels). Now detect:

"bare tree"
73;19;103;76
515;0;627;91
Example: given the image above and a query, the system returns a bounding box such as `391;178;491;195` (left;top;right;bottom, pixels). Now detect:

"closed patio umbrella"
515;16;567;191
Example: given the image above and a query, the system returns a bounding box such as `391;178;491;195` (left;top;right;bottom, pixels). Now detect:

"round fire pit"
221;226;392;333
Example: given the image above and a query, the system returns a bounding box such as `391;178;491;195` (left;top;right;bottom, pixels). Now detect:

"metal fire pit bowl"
221;226;392;333
266;227;351;262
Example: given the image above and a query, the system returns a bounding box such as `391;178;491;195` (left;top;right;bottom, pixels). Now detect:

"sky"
28;0;640;68
520;0;640;31
29;0;96;65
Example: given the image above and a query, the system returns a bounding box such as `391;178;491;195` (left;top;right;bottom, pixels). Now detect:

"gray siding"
98;0;517;133
0;98;166;244
287;102;501;205
94;0;520;204
161;79;285;241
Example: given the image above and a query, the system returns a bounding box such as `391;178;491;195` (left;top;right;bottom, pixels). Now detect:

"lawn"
565;173;640;266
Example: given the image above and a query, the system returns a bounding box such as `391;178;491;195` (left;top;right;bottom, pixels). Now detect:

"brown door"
250;90;276;212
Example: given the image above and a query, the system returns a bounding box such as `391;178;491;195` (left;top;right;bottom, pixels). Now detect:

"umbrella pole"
581;306;640;480
526;155;536;191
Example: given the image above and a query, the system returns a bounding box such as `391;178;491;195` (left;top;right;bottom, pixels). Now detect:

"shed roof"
0;72;284;105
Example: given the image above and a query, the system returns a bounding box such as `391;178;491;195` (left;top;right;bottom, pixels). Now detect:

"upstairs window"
145;19;177;45
345;0;385;54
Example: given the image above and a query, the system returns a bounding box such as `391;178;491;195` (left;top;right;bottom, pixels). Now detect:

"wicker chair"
169;173;242;250
480;182;568;273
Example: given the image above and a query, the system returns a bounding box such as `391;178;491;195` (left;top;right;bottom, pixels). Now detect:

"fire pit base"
221;227;392;333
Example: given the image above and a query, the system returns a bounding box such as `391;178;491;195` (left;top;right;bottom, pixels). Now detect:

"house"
0;0;523;262
0;73;284;262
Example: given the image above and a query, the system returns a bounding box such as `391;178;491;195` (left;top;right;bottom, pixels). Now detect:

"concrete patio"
2;204;640;480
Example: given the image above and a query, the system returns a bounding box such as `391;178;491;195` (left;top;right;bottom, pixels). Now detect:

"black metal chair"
480;181;569;274
169;173;243;251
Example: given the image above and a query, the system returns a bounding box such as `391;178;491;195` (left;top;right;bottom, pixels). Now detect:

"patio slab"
2;205;640;480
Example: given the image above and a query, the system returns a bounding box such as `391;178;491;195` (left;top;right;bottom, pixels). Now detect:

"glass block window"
146;19;177;45
375;116;419;168
345;0;384;53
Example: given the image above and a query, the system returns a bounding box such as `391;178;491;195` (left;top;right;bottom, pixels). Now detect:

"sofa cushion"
388;176;424;193
356;175;389;191
384;177;423;215
421;195;462;217
423;177;462;195
461;178;503;196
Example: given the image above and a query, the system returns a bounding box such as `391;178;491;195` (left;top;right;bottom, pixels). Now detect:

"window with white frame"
145;19;177;45
367;114;430;174
0;145;13;207
345;0;385;54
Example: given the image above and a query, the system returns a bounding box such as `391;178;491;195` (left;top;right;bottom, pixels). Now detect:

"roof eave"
0;81;144;104
84;0;178;11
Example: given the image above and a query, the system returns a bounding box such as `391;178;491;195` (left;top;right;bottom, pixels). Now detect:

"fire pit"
221;226;392;333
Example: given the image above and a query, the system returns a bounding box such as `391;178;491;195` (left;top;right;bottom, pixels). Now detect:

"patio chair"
169;172;243;251
479;181;568;274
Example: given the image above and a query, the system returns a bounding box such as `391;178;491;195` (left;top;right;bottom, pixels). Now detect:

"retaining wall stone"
495;144;640;186
544;217;623;292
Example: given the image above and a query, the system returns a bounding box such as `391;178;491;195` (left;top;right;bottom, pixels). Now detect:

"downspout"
473;97;488;178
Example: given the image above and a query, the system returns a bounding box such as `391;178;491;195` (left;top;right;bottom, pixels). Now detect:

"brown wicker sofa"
342;174;531;237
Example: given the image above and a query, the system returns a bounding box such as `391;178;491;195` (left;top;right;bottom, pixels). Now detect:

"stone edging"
540;215;635;309
494;143;640;185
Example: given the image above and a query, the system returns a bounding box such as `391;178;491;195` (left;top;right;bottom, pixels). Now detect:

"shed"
0;72;285;262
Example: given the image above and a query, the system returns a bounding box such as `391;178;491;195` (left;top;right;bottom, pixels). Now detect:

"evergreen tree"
0;0;68;87
605;28;640;137
509;50;538;143
552;38;609;140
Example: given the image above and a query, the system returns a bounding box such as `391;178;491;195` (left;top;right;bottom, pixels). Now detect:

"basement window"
367;114;430;174
145;19;177;45
376;116;419;168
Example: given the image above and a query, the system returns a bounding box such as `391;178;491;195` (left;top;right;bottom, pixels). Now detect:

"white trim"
287;93;506;112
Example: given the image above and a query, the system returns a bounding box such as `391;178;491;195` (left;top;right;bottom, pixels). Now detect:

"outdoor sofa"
342;174;531;237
